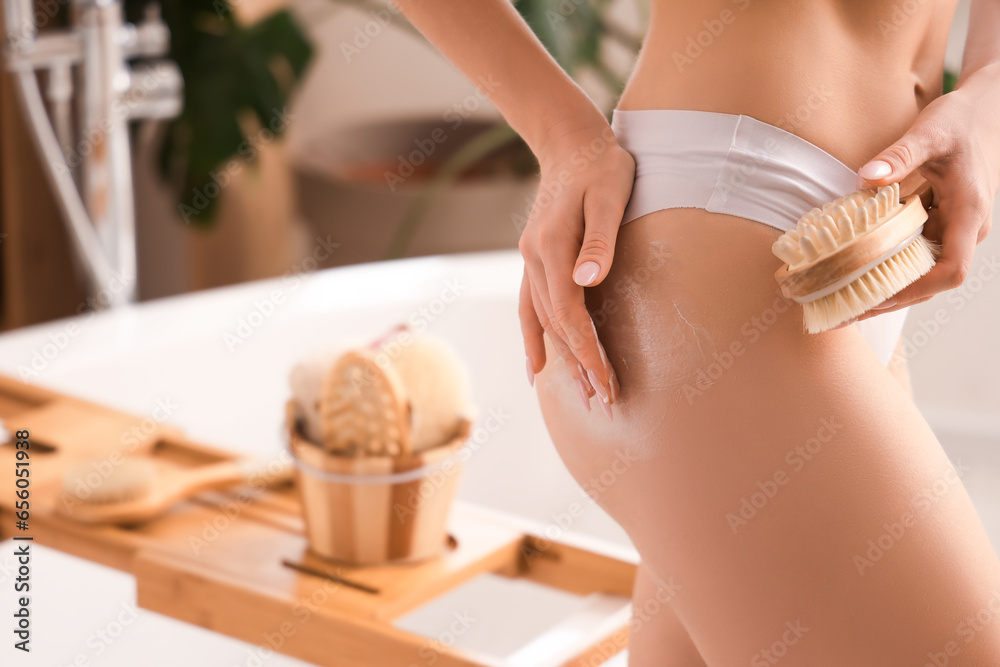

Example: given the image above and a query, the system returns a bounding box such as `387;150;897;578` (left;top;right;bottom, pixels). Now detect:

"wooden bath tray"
0;375;636;666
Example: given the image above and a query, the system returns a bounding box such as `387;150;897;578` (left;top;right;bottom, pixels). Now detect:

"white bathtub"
0;249;633;666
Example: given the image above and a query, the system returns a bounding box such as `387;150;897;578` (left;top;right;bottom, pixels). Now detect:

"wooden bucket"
285;402;469;565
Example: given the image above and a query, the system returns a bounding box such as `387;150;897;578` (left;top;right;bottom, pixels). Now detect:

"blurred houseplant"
382;0;645;259
123;0;312;225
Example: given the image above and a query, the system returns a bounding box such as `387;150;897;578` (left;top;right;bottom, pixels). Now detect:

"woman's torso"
616;0;961;170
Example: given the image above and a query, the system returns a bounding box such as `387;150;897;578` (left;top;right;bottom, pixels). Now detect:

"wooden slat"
512;535;635;598
0;373;637;666
136;548;498;667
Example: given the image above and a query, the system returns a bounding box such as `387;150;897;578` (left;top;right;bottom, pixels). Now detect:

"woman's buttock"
533;205;940;551
533;208;1000;664
534;206;875;510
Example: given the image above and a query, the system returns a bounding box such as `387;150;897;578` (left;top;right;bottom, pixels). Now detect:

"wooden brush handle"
180;458;294;497
901;175;934;209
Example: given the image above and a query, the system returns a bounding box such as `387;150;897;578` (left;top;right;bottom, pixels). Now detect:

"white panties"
611;108;908;366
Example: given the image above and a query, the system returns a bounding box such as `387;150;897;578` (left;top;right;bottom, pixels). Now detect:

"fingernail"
575;378;591;411
873;299;897;310
586;368;609;403
573;261;601;286
598;396;614;421
859;160;892;181
526;357;535;387
577;363;593;394
608;365;620;403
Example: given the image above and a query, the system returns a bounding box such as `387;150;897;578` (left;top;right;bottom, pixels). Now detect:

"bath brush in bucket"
289;323;475;456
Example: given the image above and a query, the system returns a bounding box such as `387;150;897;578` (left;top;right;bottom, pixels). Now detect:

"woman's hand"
853;64;1000;323
519;119;635;418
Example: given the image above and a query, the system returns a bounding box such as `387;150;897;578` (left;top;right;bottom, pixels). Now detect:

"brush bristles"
62;459;157;505
802;236;939;333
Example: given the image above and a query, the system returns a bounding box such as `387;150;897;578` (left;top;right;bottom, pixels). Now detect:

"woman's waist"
616;1;954;169
615;71;927;172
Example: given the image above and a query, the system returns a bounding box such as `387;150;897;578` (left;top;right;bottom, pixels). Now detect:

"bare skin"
537;212;1000;665
534;4;1000;664
393;0;1000;663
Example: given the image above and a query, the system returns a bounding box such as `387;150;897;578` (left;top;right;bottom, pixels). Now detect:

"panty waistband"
610;109;860;232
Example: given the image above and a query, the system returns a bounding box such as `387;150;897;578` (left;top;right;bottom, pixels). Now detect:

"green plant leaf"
515;0;608;75
943;68;958;95
130;0;312;225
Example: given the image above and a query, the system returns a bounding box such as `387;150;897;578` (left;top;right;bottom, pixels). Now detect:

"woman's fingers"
543;241;608;400
856;186;987;320
523;246;575;359
855;100;943;191
554;183;630;402
527;276;595;395
519;198;596;395
516;142;633;410
573;182;626;287
851;96;989;320
519;267;546;387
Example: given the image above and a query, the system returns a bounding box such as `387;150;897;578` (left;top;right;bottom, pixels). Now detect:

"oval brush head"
771;179;939;333
59;456;293;524
319;347;413;457
379;331;476;454
62;458;158;506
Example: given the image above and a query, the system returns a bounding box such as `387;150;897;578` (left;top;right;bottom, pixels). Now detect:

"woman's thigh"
628;560;707;666
534;207;1000;666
